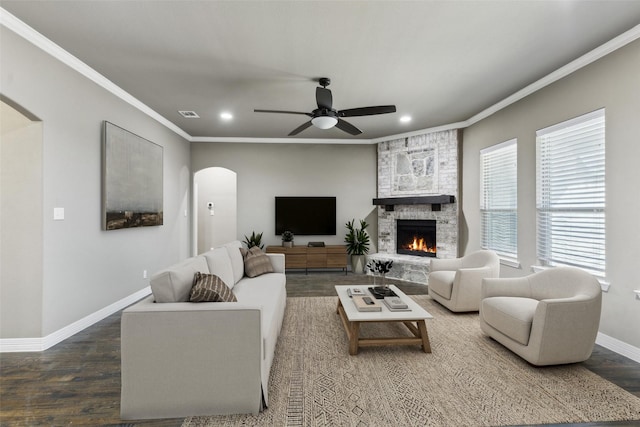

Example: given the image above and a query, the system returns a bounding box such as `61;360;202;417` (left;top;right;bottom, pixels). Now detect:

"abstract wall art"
102;121;163;230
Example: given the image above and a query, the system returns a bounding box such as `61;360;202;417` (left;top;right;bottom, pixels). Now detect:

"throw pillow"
243;246;274;278
189;272;237;303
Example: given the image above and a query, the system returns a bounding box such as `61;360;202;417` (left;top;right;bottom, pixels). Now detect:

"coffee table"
335;284;433;355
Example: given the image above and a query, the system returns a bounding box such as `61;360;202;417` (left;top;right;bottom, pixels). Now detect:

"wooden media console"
266;245;348;274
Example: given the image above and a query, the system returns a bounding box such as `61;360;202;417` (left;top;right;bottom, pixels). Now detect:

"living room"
1;1;640;425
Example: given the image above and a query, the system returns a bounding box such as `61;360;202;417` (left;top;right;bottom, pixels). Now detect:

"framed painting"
102;121;163;230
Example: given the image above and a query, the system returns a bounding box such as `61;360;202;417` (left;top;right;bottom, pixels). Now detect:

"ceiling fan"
254;77;396;136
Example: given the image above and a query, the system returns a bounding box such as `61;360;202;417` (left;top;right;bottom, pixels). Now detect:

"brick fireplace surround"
367;129;460;283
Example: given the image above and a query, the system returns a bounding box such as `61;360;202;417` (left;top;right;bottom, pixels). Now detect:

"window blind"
480;139;517;259
536;109;605;276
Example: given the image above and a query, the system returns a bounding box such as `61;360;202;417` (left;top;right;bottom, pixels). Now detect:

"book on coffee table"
352;295;382;312
347;287;366;297
383;296;411;311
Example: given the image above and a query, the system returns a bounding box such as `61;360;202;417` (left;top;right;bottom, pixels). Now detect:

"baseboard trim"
0;286;151;353
596;332;640;364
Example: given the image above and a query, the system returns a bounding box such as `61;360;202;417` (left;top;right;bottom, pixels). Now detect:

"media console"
266;245;348;274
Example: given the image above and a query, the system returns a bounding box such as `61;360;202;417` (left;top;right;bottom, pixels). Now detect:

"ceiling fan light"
311;116;338;129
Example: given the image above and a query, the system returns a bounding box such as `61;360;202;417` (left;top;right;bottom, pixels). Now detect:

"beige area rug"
183;296;640;427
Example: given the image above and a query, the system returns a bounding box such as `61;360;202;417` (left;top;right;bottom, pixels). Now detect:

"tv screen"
275;197;336;235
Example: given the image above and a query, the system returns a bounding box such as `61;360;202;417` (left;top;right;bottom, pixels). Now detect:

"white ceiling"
3;1;640;141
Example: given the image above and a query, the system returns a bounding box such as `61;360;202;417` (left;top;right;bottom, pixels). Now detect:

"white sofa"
120;240;287;420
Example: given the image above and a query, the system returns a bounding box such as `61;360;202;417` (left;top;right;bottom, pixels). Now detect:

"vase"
283;241;293;248
380;273;388;290
351;255;365;274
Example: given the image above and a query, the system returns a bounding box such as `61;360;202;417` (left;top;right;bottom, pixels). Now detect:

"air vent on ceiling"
178;110;200;118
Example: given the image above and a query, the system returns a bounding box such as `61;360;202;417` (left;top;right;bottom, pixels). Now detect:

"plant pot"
351;255;365;274
283;241;293;248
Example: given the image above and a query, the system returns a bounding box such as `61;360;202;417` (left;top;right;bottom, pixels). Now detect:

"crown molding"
190;136;373;144
465;23;640;127
371;121;469;144
0;7;191;141
3;8;639;145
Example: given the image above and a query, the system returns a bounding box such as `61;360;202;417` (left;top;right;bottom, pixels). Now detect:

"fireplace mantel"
372;195;455;211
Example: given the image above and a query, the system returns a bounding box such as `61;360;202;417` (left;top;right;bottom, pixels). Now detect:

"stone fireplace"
367;129;460;282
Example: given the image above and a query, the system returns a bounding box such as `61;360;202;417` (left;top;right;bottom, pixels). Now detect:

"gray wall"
0;28;191;338
191;142;378;250
0;102;43;338
462;39;640;348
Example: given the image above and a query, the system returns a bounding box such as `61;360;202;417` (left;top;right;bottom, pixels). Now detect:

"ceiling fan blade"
338;105;397;117
254;109;312;116
316;87;333;110
288;120;313;136
335;118;362;136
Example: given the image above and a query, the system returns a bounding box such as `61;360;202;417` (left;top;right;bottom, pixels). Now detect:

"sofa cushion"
189;272;237;302
202;247;235;290
233;272;286;340
224;241;245;285
428;271;457;299
241;246;274;278
150;256;210;303
481;297;538;346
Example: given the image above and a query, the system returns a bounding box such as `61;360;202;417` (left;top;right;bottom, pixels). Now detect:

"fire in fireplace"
396;219;436;257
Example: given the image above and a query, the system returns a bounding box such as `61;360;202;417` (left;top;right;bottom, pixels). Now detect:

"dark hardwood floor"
1;272;638;426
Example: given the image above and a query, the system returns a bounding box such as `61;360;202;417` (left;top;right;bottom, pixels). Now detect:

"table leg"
418;320;431;353
349;321;360;355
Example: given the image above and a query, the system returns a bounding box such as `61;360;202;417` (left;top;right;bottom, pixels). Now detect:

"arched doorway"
193;167;237;254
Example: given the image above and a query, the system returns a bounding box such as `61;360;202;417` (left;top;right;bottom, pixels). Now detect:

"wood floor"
1;272;638;427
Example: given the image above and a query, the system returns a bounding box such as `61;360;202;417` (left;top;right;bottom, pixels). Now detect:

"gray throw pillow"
189;272;237;302
242;246;274;278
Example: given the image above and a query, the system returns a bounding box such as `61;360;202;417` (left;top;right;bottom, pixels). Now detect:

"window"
480;139;518;260
536;109;605;277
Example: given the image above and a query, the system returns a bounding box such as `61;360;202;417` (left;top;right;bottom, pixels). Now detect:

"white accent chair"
480;267;602;366
428;250;500;312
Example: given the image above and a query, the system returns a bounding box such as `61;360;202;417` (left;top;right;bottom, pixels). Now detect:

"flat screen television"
275;197;336;235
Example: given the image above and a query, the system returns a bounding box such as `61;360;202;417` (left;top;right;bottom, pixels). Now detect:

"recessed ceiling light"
400;115;412;123
220;112;233;121
178;110;200;118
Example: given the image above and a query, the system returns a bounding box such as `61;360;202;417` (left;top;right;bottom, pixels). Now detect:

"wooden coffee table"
335;285;433;355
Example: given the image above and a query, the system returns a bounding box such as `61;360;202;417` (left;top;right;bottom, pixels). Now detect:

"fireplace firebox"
396;219;436;257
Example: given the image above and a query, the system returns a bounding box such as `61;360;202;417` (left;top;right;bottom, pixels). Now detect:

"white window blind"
536;109;605;276
480;139;517;259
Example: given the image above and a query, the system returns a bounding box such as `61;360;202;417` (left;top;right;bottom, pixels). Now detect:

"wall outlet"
143;270;148;279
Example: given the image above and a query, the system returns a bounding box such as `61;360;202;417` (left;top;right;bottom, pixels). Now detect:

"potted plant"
344;219;370;274
281;230;294;247
243;231;264;250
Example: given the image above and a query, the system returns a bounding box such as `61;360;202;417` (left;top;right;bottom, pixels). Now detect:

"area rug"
183;296;640;426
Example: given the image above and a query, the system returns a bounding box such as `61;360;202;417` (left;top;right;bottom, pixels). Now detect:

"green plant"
243;231;264;249
281;230;294;242
344;219;370;255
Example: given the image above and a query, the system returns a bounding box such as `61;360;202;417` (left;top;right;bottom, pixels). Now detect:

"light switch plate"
53;207;65;220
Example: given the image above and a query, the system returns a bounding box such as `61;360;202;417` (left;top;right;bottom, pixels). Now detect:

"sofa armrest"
267;253;285;273
430;258;462;272
527;293;602;364
455;266;493;287
121;296;263;419
481;276;532;299
446;266;493;310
